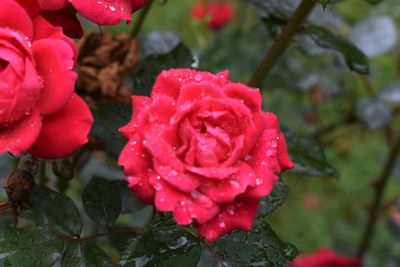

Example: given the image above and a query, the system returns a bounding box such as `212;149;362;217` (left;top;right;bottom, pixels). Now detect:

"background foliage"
1;0;400;266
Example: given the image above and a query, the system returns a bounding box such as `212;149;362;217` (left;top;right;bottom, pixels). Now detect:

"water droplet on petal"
194;74;202;82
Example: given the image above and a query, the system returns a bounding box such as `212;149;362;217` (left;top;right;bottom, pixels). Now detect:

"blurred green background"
1;0;400;266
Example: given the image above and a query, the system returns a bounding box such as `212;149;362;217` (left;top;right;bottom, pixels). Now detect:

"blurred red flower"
290;248;362;267
192;1;234;30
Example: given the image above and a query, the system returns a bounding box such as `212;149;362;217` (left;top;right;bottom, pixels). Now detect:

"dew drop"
194;74;202;82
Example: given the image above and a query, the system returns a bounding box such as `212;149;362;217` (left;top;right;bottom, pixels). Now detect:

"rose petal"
119;95;151;139
0;111;42;155
199;162;255;203
118;133;152;175
223;83;262;113
185;165;238;180
154;163;201;193
16;0;40;17
0;0;33;40
198;198;259;242
32;15;77;58
38;0;68;10
144;124;183;171
152;69;229;100
177;81;225;106
127;173;155;204
28;94;93;159
277;132;294;170
41;9;83;39
32;38;76;115
70;0;133;25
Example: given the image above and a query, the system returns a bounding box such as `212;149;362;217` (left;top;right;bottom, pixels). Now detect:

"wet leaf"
0;227;63;266
23;185;82;236
257;179;289;217
283;128;339;177
378;82;400;104
119;225;201;267
90;102;132;158
213;220;298;267
82;177;122;227
304;25;370;74
133;42;194;96
355;98;392;130
61;242;112;267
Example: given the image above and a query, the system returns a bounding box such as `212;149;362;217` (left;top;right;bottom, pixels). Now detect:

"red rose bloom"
0;0;93;159
191;2;234;30
118;69;293;242
290;248;362;267
16;0;148;38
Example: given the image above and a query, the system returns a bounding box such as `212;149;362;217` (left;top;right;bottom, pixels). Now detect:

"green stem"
130;0;155;38
247;0;318;87
356;130;400;259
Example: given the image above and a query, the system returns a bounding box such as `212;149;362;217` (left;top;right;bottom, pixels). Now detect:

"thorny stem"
356;129;400;259
247;0;318;87
130;0;155;38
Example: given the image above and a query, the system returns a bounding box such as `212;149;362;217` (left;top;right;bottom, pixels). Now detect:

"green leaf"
283;128;338;177
61;242;112;267
90;102;132;158
0;227;63;266
119;225;201;267
213;220;298;267
133;43;194;96
23;185;82;236
82;177;122;227
257;179;289;217
303;25;369;74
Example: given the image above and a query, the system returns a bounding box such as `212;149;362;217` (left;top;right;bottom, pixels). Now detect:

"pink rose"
192;2;235;30
19;0;148;29
118;69;293;242
0;0;93;159
290;248;362;267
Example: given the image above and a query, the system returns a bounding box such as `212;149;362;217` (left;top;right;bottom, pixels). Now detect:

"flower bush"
0;0;92;158
118;68;293;241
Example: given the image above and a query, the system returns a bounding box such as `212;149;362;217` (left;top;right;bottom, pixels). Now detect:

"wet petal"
118;133;152;175
119;95;151;139
28;94;93;159
70;0;133;25
32;37;76;115
0;111;42;155
198;198;259;242
186;165;238;180
0;0;33;40
199;162;255;203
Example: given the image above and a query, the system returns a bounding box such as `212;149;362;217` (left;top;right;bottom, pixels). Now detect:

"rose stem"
130;0;155;38
356;130;400;259
247;0;318;88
